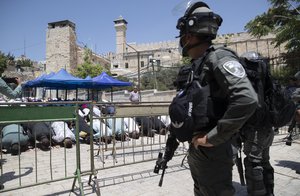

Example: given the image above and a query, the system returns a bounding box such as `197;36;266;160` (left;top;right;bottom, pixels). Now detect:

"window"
141;61;144;67
125;63;129;68
113;64;119;68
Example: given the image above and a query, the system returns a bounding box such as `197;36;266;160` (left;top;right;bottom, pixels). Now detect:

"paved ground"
1;132;300;196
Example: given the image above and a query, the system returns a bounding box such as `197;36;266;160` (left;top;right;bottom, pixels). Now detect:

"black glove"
163;133;179;162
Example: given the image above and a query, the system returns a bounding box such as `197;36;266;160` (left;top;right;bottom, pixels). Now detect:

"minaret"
114;16;127;54
46;20;77;73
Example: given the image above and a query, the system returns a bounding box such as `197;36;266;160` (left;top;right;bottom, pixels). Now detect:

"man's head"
176;1;222;58
133;86;138;92
40;136;50;151
63;138;73;148
11;143;20;156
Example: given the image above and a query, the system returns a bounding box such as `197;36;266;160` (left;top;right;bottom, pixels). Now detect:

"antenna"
24;37;26;56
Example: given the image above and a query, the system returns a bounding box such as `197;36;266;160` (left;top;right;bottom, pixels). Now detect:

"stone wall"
103;89;176;103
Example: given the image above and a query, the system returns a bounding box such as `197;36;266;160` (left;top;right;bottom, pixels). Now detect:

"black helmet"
295;71;300;80
240;51;261;60
176;1;222;39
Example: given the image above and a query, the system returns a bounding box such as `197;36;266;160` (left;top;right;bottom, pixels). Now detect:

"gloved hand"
163;133;179;162
158;157;168;167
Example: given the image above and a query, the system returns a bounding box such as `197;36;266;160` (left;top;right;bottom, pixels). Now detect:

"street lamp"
125;43;141;101
149;57;158;90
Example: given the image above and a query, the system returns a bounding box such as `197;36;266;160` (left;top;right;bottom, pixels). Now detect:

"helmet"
295;71;300;80
240;51;261;60
176;1;222;39
240;51;270;64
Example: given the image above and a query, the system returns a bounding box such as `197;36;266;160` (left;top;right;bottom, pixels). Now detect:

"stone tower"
46;20;77;73
114;16;127;55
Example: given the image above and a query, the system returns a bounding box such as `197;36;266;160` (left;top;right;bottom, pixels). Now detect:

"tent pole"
65;89;68;100
111;87;113;102
76;89;78;101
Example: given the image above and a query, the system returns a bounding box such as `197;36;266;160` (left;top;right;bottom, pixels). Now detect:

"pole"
137;51;141;102
125;43;141;102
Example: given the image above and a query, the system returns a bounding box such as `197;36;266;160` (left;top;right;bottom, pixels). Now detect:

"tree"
245;0;300;81
0;51;14;75
73;47;110;78
245;0;300;53
16;58;33;67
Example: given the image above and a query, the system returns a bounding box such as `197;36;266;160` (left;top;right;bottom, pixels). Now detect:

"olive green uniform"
187;46;258;196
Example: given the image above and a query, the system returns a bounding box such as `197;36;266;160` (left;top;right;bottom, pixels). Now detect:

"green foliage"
181;56;192;65
73;47;111;78
140;66;181;91
139;56;192;90
245;0;300;53
16;58;33;67
73;62;105;78
112;75;132;91
245;0;300;83
0;51;14;75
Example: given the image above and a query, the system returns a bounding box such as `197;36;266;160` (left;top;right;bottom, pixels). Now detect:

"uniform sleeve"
0;78;22;99
206;55;258;146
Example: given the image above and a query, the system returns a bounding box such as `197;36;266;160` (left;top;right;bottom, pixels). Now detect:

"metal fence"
0;101;296;195
0;101;188;195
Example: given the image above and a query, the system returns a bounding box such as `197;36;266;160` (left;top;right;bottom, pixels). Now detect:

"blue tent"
91;72;132;89
39;69;90;89
25;70;132;89
24;72;56;88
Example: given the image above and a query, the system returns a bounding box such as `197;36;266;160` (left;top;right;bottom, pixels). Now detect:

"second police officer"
169;1;258;195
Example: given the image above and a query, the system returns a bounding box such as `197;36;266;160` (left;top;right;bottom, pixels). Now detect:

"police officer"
239;52;275;196
174;1;258;195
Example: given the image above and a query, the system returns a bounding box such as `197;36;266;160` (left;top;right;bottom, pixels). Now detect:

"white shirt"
129;91;139;103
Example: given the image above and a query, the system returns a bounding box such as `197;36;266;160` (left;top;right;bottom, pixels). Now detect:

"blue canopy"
24;69;132;90
24;72;55;88
25;69;89;89
42;69;90;89
91;72;132;89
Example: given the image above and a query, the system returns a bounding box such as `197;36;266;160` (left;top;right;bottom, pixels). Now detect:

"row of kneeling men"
0;114;171;156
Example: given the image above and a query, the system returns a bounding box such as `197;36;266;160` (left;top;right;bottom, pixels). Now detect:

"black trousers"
242;127;274;196
187;141;235;196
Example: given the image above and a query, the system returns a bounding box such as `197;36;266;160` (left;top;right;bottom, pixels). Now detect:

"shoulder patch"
222;61;245;78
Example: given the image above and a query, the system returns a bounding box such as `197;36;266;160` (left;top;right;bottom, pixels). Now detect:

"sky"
0;0;271;62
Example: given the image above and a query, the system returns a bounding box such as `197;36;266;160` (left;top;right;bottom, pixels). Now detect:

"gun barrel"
158;167;166;187
236;156;245;186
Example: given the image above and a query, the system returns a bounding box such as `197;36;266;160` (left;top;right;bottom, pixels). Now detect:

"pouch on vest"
169;78;210;142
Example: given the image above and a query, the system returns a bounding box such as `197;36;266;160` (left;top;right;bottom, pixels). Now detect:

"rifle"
235;147;245;186
233;134;245;186
153;132;179;187
153;152;168;187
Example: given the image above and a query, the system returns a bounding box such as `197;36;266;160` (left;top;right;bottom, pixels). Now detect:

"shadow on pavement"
274;160;300;173
0;167;33;184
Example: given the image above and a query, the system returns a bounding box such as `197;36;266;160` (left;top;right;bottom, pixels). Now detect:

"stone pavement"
1;133;300;196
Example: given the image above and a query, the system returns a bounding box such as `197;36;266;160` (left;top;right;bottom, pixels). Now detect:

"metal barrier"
0;101;187;195
83;102;188;195
0;101;91;195
0;101;295;195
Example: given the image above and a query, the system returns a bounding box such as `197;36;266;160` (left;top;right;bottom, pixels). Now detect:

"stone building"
109;16;286;78
45;18;285;80
110;16;182;78
46;20;110;74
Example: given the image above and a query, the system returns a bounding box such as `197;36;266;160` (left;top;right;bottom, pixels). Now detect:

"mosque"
45;17;284;80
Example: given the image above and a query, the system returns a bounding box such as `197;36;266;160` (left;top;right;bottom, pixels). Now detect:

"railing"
1;101;293;195
0;101;187;196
